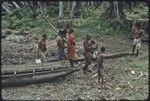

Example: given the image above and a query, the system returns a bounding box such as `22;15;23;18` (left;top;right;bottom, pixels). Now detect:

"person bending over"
82;34;98;74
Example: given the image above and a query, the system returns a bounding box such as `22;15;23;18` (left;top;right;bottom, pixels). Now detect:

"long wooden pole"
39;11;71;46
40;12;58;33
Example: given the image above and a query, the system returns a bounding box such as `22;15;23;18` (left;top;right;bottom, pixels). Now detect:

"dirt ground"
1;34;149;100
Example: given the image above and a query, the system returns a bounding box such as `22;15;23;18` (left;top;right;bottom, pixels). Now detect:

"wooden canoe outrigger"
2;67;80;88
2;52;137;88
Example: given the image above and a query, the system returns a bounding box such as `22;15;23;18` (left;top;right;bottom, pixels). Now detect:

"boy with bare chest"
132;22;144;56
38;34;48;63
96;46;105;84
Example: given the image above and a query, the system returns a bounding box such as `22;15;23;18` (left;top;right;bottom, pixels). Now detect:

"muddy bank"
1;33;58;65
1;34;149;100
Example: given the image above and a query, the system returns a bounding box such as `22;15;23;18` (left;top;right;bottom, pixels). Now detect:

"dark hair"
135;22;141;28
42;34;47;39
85;34;91;40
91;40;95;44
62;29;67;35
69;29;74;33
66;23;70;29
59;30;66;36
101;46;105;53
59;30;62;34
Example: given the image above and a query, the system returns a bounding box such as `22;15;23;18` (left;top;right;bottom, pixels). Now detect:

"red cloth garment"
66;33;77;59
67;33;75;45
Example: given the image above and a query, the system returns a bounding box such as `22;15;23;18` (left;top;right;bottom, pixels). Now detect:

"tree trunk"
74;1;81;17
28;1;37;17
73;52;136;62
70;1;76;18
28;1;33;14
91;1;94;5
118;1;125;19
114;1;120;19
2;2;12;14
81;1;85;6
22;2;28;6
42;1;47;13
59;1;64;19
66;1;71;12
126;1;133;14
20;2;25;5
15;1;24;6
102;2;115;19
12;2;20;9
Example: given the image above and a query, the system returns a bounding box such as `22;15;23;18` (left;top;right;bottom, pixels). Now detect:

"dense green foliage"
2;1;148;41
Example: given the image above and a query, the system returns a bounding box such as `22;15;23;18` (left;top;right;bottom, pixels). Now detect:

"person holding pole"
57;30;67;60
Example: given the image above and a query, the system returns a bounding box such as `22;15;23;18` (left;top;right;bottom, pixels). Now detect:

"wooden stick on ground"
134;71;143;80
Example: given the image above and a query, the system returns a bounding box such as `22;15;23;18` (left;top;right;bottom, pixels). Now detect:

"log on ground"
73;52;136;62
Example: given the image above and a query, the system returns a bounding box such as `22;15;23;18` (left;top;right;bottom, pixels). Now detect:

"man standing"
67;29;77;67
38;34;48;63
57;30;67;60
132;22;144;56
82;34;98;74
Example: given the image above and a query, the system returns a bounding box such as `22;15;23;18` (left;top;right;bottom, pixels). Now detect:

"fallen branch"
134;71;143;80
40;52;136;63
73;52;136;62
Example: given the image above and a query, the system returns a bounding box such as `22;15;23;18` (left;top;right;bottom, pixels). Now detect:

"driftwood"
47;52;136;63
2;68;80;88
73;52;136;62
2;2;12;14
134;71;143;80
12;2;20;9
